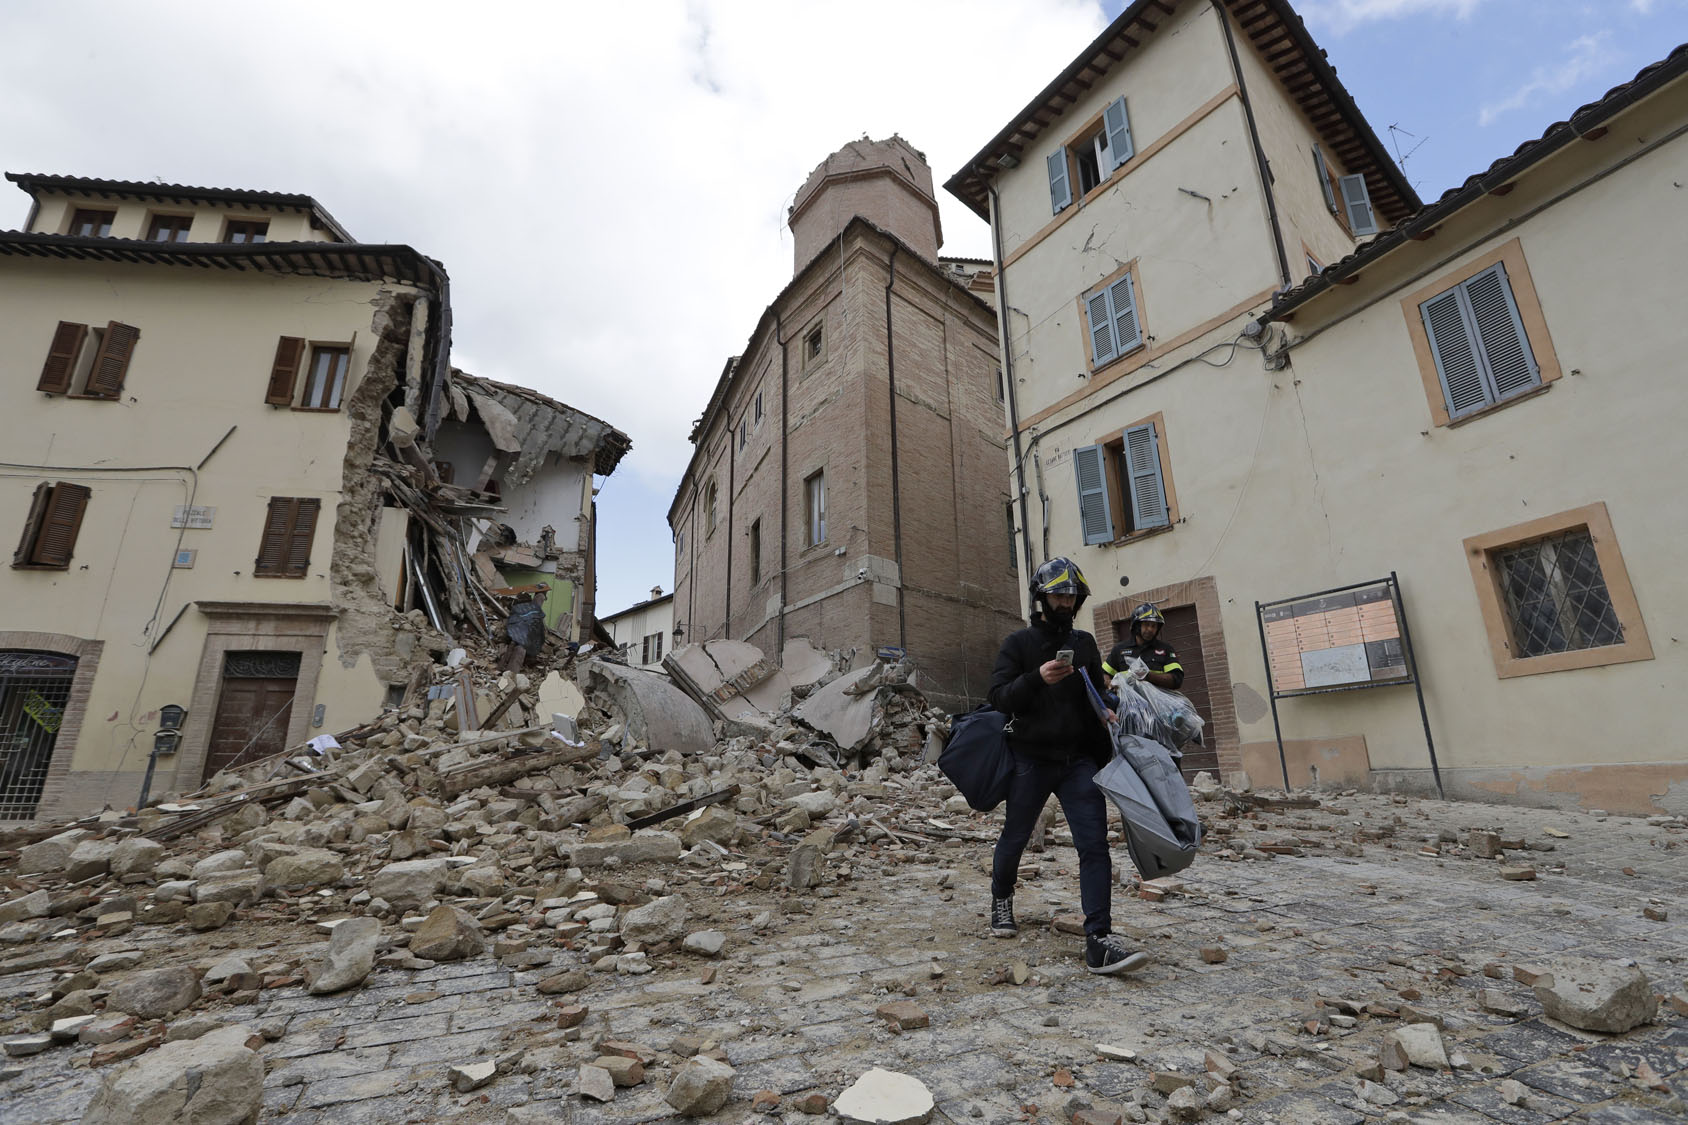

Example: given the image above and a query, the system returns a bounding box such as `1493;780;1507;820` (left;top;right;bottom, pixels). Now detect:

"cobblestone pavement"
3;792;1684;1124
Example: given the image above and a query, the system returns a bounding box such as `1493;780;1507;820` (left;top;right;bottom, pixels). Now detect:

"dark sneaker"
990;897;1018;938
1085;933;1149;975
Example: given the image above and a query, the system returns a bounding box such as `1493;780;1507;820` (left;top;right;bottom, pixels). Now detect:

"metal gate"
0;651;77;820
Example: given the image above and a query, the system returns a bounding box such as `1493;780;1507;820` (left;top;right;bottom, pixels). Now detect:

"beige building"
0;174;625;822
599;588;676;670
669;138;1023;711
948;3;1686;813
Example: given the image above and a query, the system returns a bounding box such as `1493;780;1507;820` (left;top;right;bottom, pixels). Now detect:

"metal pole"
1391;571;1444;799
137;746;161;811
1254;601;1292;793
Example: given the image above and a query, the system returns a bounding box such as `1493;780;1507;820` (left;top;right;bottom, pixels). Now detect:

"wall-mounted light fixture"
158;704;187;730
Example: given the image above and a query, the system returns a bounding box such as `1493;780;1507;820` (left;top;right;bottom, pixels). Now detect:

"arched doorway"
0;650;78;820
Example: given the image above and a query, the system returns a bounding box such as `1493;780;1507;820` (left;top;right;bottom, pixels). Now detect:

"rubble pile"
2;642;1684;1121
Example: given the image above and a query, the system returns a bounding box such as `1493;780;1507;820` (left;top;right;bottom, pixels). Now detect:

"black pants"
991;750;1112;938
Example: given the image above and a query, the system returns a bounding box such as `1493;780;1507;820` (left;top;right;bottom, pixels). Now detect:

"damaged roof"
449;369;631;481
944;0;1419;225
6;171;354;241
1264;42;1688;321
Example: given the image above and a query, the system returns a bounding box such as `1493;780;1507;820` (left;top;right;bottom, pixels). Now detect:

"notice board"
1258;580;1412;696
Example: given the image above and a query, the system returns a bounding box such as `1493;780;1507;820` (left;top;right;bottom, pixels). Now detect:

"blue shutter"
1339;174;1378;236
1123;422;1168;530
1086;288;1118;367
1420;289;1491;417
1073;444;1115;546
1107;274;1141;354
1102;97;1134;173
1313;144;1337;212
1047;151;1072;215
1462;264;1540;400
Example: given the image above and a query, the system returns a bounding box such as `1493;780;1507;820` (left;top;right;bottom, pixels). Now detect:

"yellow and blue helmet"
1031;557;1090;611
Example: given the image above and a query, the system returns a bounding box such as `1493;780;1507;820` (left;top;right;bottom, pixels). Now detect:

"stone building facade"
668;138;1023;710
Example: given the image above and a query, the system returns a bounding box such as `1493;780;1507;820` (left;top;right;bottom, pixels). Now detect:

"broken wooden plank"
623;785;741;831
438;740;598;799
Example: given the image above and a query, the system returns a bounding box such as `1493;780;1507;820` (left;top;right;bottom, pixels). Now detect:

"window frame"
146;212;194;243
748;517;762;586
68;208;115;238
223;218;269;244
1400;238;1561;429
12;481;91;570
297;343;352;412
1078;261;1147;372
1046;95;1135;215
1462;502;1651;678
704;479;718;537
40;321;141;400
803;323;825;368
753;389;764;427
804;470;827;549
254;496;321;578
1076;411;1178;547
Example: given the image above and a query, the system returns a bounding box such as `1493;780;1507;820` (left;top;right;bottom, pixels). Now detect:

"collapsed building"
0;173;628;823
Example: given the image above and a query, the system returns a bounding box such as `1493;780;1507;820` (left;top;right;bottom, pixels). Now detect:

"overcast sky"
4;0;1684;619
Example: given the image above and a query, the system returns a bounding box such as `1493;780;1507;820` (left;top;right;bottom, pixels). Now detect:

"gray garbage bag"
1093;733;1202;880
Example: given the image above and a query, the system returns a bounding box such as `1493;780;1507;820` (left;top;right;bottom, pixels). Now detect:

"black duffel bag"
938;705;1014;812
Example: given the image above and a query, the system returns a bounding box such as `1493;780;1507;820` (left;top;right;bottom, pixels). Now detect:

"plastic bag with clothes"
1109;674;1205;749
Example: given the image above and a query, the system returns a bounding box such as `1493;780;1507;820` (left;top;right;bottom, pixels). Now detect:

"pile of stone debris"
0;639;965;1120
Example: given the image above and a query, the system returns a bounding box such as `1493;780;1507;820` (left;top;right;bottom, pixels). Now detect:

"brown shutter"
266;336;306;406
284;498;320;576
29;483;91;568
85;322;141;398
255;497;295;575
37;322;88;394
12;482;53;567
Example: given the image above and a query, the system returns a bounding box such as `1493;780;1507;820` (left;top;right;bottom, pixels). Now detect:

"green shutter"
1073;444;1115;546
1123;423;1168;530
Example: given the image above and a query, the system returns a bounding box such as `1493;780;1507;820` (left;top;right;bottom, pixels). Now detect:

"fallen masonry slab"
586;660;715;754
834;1067;935;1125
82;1025;264;1125
666;1055;735;1115
1533;957;1657;1032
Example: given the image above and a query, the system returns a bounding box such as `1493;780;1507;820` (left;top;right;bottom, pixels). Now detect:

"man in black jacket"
986;557;1149;975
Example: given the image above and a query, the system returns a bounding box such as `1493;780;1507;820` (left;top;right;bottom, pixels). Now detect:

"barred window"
1494;529;1623;659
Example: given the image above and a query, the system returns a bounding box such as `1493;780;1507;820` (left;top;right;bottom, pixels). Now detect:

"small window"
1073;417;1174;546
754;389;764;426
738;418;747;450
1305;249;1323;278
749;518;762;586
676;528;685;556
805;470;826;547
300;345;351;411
1312;144;1377;237
1005;502;1017;570
36;321;140;398
1047;96;1134;214
704;480;718;536
641;632;664;665
68;209;115;238
1464;503;1652;678
1418;263;1540;420
254;497;321;578
146;214;193;243
1083;271;1143;369
804;324;824;366
995;367;1005;404
12;482;91;570
224;219;268;244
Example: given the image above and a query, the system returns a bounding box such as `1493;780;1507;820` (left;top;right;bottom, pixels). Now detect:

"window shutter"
30;483;91;567
1338;174;1378;236
1107;274;1142;354
1085;288;1118;367
1072;444;1115;546
266;336;306;406
1313;144;1337;212
284;498;320;576
1047;150;1073;214
1420;289;1490;417
1463;264;1540;399
255;497;295;575
37;322;87;394
85;322;140;398
12;482;53;567
1102;97;1134;173
1123;422;1169;530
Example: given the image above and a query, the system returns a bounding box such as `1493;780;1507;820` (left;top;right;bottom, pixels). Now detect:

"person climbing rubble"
984;557;1149;976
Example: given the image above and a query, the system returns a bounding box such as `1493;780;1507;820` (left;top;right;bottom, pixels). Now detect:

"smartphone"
1055;649;1074;666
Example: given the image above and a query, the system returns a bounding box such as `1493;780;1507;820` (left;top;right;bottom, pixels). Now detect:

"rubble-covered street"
2;647;1684;1125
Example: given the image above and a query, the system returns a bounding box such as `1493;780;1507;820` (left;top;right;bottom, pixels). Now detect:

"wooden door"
204;674;296;779
1158;607;1218;778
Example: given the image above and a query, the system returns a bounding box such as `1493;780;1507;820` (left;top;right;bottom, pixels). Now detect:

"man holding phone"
984;557;1149;975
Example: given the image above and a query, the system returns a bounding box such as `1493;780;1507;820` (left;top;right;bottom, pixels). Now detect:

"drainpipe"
724;419;734;638
882;242;908;652
775;311;790;656
988;187;1035;584
1214;0;1293;290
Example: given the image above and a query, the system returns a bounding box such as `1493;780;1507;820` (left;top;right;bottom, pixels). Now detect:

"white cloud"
1293;0;1486;34
1477;32;1618;125
0;0;1104;612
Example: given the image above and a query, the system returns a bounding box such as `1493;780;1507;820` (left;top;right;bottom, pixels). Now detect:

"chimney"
787;135;942;274
650;586;663;601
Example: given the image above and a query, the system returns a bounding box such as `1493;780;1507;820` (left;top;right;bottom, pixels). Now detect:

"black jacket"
1105;638;1185;689
987;615;1112;766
